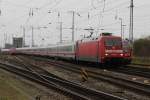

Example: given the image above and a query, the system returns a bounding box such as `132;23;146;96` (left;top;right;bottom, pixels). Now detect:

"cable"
24;0;63;25
1;0;57;28
77;0;129;23
77;5;128;25
91;0;128;11
91;0;104;9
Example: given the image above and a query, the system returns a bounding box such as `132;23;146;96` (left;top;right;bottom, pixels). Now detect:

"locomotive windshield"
105;39;122;46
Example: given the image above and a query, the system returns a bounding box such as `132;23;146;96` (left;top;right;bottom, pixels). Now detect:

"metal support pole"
59;22;63;43
119;18;123;39
31;26;34;47
4;33;6;48
23;27;25;47
72;11;75;42
129;0;134;44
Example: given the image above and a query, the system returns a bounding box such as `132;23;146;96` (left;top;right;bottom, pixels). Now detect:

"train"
1;33;132;65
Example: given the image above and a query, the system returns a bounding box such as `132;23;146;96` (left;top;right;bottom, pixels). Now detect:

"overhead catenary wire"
24;0;63;25
77;1;129;23
0;0;62;25
1;0;128;28
0;0;62;29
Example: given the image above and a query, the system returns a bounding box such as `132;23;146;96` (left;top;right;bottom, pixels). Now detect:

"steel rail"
27;56;150;79
110;66;150;79
0;61;88;100
8;55;150;97
29;56;150;79
131;63;150;67
13;56;125;100
0;61;124;100
31;56;150;78
38;59;150;97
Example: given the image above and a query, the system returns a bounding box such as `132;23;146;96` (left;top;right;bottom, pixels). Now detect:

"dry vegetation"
0;69;35;100
133;36;150;64
134;36;150;57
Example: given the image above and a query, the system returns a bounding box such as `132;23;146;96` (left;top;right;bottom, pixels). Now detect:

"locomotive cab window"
105;39;122;46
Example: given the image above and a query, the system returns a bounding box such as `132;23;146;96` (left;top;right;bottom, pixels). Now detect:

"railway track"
110;65;150;79
28;56;150;97
28;56;150;79
131;63;150;67
0;57;124;100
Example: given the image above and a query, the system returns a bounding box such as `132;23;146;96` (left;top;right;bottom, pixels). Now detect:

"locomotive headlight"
105;53;108;56
120;54;123;56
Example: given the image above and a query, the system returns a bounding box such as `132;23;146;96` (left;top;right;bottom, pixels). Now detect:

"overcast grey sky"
0;0;150;47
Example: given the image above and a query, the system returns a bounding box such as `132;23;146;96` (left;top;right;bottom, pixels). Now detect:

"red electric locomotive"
76;33;131;64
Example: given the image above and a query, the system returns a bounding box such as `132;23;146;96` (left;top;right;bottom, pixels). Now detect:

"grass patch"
132;57;150;65
0;69;36;100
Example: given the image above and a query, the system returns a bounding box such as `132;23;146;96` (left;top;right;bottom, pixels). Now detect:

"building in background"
13;37;23;48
